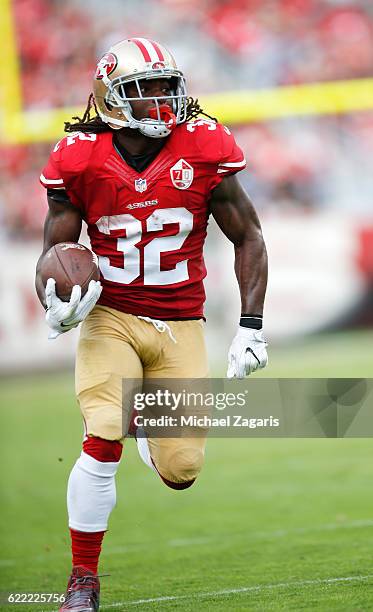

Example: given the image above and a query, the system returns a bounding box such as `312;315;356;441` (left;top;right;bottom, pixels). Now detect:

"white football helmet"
93;38;187;138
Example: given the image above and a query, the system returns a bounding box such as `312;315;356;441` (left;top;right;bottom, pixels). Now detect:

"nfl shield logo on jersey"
170;159;194;190
134;178;147;193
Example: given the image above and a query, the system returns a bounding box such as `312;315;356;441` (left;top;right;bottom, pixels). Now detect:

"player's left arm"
210;174;268;378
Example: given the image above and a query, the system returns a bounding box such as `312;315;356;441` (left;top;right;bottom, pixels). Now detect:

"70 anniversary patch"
170;159;194;189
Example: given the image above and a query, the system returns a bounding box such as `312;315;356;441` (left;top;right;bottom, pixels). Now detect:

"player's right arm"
36;136;102;338
36;190;102;339
35;190;82;308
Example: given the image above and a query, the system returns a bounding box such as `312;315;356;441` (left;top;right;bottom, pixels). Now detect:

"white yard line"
2;518;373;566
101;574;373;608
41;574;373;612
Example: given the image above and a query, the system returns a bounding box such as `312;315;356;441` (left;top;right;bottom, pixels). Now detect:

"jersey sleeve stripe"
40;173;64;185
218;160;246;168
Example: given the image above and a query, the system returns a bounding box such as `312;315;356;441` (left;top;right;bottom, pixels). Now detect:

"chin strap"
100;113;127;129
99;103;177;136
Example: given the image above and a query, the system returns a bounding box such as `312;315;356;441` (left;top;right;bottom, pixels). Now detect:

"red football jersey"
40;120;246;319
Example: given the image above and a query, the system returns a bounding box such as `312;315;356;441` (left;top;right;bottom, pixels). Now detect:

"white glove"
227;327;268;379
45;277;102;340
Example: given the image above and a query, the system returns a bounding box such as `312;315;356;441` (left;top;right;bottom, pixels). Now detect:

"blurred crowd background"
0;0;372;370
1;0;373;238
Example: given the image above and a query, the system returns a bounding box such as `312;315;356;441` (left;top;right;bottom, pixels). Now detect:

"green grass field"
1;330;373;611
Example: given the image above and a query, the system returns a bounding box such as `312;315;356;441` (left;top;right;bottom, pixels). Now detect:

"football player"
35;38;268;612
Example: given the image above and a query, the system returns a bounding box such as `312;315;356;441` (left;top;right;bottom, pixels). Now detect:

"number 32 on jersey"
96;208;193;286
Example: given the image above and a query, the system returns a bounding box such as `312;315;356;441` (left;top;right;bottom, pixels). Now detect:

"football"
40;242;100;301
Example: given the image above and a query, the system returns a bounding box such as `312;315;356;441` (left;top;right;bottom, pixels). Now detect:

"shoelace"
69;572;109;591
138;316;177;343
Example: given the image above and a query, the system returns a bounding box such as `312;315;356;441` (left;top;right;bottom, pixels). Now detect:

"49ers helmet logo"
95;53;118;80
170;159;194;190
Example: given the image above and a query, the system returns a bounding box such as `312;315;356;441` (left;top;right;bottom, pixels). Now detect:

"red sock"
83;437;123;462
70;528;105;574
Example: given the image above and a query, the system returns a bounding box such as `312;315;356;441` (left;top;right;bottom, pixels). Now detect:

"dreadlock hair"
64;93;217;134
185;97;217;122
64;94;108;133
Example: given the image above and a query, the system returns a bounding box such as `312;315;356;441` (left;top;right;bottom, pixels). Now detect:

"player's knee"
161;446;204;489
83;436;123;462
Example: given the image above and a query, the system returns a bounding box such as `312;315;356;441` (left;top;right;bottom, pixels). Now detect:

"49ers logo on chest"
170;159;194;190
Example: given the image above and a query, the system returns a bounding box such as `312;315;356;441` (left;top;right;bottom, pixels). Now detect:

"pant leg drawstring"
137;316;177;344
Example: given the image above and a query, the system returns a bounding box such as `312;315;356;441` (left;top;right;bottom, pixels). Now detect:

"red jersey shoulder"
175;120;246;172
40;132;109;189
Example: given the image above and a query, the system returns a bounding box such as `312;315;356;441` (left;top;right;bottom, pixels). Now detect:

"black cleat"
59;566;100;612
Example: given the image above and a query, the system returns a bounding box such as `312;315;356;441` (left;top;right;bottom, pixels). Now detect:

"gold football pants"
75;305;209;484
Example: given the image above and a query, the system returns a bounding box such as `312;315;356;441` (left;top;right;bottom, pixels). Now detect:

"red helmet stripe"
149;40;165;61
131;38;151;62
